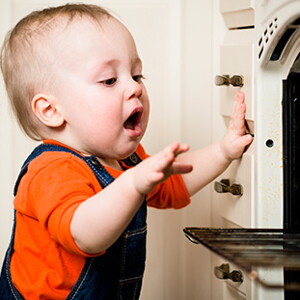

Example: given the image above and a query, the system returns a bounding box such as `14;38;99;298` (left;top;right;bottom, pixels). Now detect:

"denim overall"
0;143;147;300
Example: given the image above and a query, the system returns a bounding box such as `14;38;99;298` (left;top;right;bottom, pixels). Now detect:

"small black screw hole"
266;139;274;148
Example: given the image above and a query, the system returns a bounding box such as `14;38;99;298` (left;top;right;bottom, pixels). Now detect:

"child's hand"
132;142;193;195
220;91;253;161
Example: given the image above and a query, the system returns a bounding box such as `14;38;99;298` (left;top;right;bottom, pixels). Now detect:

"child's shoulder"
28;150;91;174
23;150;94;187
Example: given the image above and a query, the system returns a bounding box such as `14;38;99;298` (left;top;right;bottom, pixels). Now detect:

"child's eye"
132;75;145;83
100;78;117;86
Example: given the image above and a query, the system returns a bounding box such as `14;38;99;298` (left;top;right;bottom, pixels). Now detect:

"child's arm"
70;143;193;254
177;91;253;196
71;91;252;254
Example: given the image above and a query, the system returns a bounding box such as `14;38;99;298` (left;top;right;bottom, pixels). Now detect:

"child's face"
49;17;150;160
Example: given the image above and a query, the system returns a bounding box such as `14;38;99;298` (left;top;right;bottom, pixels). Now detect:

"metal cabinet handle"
214;263;243;283
215;74;244;87
214;179;243;196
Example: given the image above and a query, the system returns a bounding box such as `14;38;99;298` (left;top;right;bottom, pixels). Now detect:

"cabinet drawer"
220;0;254;29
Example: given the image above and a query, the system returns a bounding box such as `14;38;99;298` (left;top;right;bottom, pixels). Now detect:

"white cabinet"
215;29;255;229
211;1;300;299
212;2;256;230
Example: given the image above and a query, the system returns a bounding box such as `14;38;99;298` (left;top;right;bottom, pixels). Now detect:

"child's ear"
32;94;65;127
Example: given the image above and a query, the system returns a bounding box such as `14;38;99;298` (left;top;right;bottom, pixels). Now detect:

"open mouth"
124;107;143;129
123;107;143;137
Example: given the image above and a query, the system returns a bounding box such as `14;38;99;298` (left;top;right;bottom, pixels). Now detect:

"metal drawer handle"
214;263;243;283
215;74;244;87
214;179;243;196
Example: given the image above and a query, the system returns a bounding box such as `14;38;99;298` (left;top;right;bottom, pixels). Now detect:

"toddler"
0;3;253;300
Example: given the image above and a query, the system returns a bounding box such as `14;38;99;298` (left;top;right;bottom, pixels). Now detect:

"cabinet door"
213;36;255;229
212;19;256;300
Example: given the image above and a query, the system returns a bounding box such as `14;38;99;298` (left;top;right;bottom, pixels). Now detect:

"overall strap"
14;143;142;195
13;144;84;196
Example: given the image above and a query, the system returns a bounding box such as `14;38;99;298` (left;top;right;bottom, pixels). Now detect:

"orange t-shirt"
11;140;190;299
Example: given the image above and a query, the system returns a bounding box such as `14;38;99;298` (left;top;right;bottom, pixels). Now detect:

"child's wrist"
217;140;233;164
126;167;149;196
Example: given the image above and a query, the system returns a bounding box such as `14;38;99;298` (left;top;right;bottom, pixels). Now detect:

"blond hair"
1;3;112;140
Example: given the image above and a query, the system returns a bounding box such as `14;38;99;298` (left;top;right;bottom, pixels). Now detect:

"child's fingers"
242;133;254;146
232;93;246;118
154;142;190;173
172;162;193;174
235;91;245;103
229;92;247;133
167;142;190;157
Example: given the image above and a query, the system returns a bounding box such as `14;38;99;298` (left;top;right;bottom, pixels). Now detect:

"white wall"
0;1;214;299
0;0;13;264
181;2;214;299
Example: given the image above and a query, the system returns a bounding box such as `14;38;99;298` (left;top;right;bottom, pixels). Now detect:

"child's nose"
125;77;143;100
